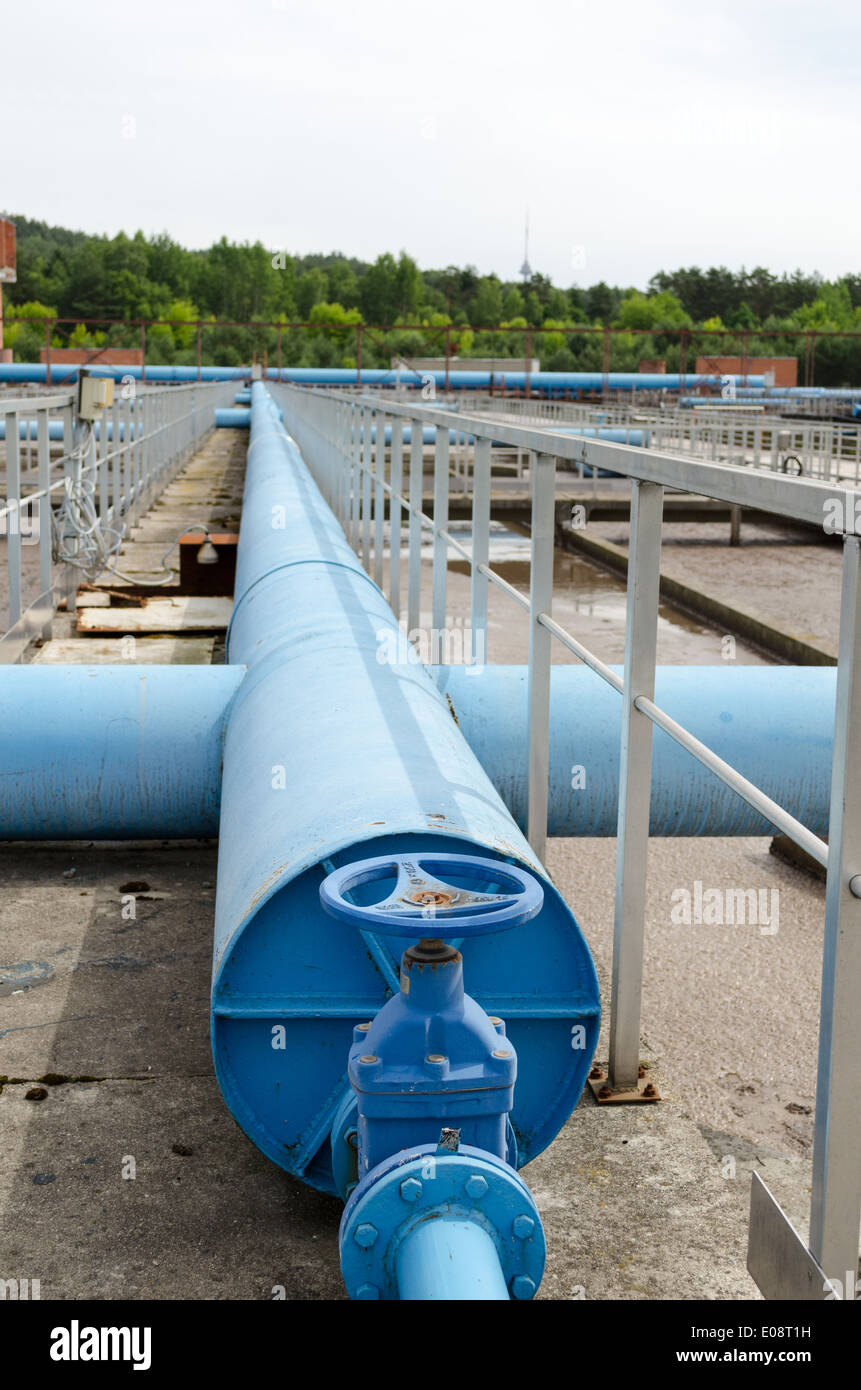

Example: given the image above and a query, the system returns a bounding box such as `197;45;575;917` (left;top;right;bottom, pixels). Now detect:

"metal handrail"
273;380;861;1299
1;380;236;657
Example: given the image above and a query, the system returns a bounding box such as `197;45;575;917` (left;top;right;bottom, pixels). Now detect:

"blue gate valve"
320;852;548;1300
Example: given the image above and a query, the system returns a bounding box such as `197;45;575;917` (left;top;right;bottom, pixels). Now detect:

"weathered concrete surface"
558;521;837;665
0;842;342;1300
0;841;766;1301
528;1086;760;1301
0;843;216;1079
582;516;842;659
0;1076;344;1300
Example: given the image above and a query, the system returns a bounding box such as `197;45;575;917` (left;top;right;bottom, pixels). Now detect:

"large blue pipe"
215;407;250;428
344;424;650;447
210;383;600;1194
0;362;764;394
265;367;763;393
436;664;834;837
0;419;144;441
0;363;250;385
0;665;245;839
0;665;836;839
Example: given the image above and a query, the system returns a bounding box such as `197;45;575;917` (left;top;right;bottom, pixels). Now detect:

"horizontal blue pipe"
0;363;250;385
681;393;861;407
215;408;250;428
351;425;648;449
550;426;649;446
0;363;764;393
395;1217;509;1300
435;664;834;837
0;666;245;839
267;367;764;393
0;419;143;441
0;664;835;839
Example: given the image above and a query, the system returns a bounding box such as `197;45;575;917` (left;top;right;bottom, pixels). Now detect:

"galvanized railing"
273;380;861;1300
0;381;235;659
474;396;861;485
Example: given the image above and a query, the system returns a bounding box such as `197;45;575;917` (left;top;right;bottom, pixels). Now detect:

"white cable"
52;423;215;587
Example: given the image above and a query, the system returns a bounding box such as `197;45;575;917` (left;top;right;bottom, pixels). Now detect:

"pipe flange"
339;1142;545;1300
330;1090;360;1201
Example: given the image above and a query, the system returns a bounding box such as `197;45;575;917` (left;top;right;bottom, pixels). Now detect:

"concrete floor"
0;841;766;1301
588;515;843;655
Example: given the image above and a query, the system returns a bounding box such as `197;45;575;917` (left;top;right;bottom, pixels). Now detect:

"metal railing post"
361;408;372;572
526;451;556;861
5;409;21;629
109;395;120;522
350;407;361;551
432;424;449;635
809;534;861;1282
374;412;386;589
389;418;403;619
98;406;109;522
37;411;52;641
608;479;664;1093
407;420;423;636
122;394;132;520
470;435;491;664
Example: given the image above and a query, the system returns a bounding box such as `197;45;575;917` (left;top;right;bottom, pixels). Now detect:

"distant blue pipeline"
0;419;144;441
213;413;650;448
0;362;764;395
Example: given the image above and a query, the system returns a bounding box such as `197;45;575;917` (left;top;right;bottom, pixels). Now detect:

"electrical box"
77;369;114;421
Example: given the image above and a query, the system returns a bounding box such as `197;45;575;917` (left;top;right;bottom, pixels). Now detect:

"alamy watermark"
670;880;779;935
376;620;485;667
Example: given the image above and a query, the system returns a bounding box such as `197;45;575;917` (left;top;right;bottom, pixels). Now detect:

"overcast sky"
4;0;860;288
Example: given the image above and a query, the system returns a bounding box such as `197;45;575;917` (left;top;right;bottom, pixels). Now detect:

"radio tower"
519;209;532;283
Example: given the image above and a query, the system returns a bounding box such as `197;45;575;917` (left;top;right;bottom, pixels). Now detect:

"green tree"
360;253;399;323
502;286;524;319
296;268;329;319
615;290;691;331
470;276;504;326
585;281;615;322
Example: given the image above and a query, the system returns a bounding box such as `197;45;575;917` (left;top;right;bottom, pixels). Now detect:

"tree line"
3;214;861;383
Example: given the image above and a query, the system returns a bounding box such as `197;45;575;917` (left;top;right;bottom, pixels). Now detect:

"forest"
4;214;861;383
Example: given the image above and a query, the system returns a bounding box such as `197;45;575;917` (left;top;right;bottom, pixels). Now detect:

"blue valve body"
322;852;552;1298
323;854;537;1175
350;946;516;1177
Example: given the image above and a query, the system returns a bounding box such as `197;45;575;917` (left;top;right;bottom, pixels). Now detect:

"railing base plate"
587;1065;660;1105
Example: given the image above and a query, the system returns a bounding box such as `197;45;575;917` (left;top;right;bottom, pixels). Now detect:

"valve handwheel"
319;852;543;937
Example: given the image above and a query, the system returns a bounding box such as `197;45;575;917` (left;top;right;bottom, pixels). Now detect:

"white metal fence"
0;381;235;659
273;380;861;1301
471;395;861;485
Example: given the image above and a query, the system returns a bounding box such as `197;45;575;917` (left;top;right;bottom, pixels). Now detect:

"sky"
3;0;861;288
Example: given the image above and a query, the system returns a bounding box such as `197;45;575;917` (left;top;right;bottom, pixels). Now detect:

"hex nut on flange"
465;1174;489;1199
512;1214;535;1240
400;1178;423;1203
354;1283;380;1299
354;1222;378;1248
